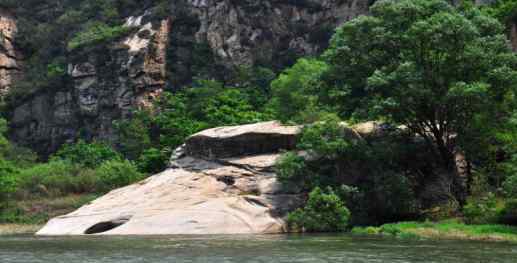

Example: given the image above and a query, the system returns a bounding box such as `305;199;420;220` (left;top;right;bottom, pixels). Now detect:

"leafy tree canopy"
322;0;517;170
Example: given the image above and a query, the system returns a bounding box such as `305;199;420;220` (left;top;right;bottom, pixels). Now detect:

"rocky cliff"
37;121;302;235
2;0;372;155
4;0;492;155
168;0;371;85
0;9;21;96
9;13;170;155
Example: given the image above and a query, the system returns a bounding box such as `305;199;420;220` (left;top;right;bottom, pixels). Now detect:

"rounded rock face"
185;121;301;159
37;121;303;236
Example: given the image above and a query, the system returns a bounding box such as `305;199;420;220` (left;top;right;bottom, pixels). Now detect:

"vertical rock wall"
168;0;371;86
0;9;22;96
6;1;372;155
10;13;170;155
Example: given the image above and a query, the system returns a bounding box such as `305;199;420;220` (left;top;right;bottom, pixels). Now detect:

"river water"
0;234;516;262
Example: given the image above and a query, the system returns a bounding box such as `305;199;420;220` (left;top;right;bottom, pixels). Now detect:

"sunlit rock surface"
37;121;303;235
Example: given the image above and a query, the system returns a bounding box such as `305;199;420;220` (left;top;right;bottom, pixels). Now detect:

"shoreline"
352;220;517;243
0;224;42;235
4;221;517;243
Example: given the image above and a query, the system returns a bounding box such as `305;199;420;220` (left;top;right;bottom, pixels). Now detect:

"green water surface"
0;234;516;262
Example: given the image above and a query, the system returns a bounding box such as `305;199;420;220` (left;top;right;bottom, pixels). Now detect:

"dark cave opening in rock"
84;217;131;234
217;176;236;186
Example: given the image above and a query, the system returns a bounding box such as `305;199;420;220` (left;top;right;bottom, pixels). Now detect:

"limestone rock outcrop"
168;0;371;86
37;121;303;235
7;0;372;156
9;13;170;155
0;9;22;96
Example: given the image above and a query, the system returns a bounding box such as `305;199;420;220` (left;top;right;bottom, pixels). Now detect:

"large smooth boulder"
37;121;302;236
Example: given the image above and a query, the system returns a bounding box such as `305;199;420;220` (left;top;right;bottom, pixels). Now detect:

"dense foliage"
114;78;272;173
287;187;350;232
274;0;517;226
95;160;144;193
277;116;419;225
52;141;122;169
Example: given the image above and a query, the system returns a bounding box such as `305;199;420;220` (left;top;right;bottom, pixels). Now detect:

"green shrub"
96;160;145;193
503;174;517;198
52;140;122;169
16;161;95;197
0;159;19;206
275;152;307;186
203;89;267;126
463;193;499;224
151;92;207;151
269;58;328;123
298;114;351;157
186;81;269;127
67;22;132;51
500;199;517;225
484;0;517;24
287;187;350;232
351;226;380;235
0;118;8;152
379;223;403;236
137;148;169;174
2;145;38;169
277;116;419;225
114;112;153;161
0;206;46;224
274;114;359;189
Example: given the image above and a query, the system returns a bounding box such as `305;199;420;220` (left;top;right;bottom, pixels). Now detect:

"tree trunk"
435;137;468;206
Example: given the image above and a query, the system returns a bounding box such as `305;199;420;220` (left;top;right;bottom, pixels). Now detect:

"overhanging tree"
323;0;517;203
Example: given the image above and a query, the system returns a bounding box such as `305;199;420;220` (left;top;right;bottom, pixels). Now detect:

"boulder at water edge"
37;121;302;235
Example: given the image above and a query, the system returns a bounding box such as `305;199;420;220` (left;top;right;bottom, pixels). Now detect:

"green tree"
0;159;18;206
67;21;131;51
137;148;169;174
151;92;206;155
503;172;517;198
323;0;517;203
114;112;153;161
203;89;266;126
0;119;8;157
276;116;418;224
287;187;350;232
482;0;517;25
52;140;122;169
96;160;145;193
269;58;329;123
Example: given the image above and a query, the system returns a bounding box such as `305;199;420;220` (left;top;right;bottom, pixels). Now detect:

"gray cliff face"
0;9;22;96
168;0;370;85
4;0;371;155
9;13;170;155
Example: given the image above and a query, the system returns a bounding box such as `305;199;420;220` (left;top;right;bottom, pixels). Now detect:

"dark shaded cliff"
0;0;372;155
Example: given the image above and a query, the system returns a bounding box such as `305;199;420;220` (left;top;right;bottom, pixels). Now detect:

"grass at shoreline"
0;194;97;235
0;224;42;235
352;220;517;242
0;194;97;225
